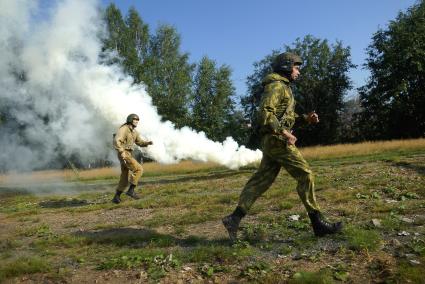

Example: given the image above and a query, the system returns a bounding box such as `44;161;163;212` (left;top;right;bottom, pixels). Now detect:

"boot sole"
222;217;237;242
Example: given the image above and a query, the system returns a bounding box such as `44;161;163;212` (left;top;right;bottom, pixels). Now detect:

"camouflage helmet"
272;52;302;73
126;113;140;124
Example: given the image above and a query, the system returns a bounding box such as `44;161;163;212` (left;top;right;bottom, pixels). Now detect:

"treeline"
102;2;424;149
102;4;245;143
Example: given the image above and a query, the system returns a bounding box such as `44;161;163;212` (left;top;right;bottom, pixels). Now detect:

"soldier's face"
291;65;301;81
132;118;139;128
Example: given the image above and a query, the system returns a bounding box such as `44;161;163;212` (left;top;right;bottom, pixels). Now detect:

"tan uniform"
113;124;150;192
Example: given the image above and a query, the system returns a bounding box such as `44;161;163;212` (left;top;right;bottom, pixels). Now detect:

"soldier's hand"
120;151;128;160
307;111;319;124
282;130;297;146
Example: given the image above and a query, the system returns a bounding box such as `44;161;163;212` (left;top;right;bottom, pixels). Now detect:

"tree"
358;1;425;140
101;4;127;66
191;57;238;141
146;24;194;127
242;35;354;147
124;7;150;83
291;36;355;145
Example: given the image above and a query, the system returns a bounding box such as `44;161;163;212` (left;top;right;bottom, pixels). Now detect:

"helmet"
126;113;140;124
272;52;302;73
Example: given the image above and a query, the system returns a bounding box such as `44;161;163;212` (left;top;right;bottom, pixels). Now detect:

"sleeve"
258;81;287;133
113;127;126;154
135;133;150;147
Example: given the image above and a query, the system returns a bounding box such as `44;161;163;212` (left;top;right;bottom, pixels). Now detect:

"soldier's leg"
125;156;144;186
273;145;342;236
123;155;144;199
113;160;129;204
276;145;320;213
237;154;281;213
223;154;280;241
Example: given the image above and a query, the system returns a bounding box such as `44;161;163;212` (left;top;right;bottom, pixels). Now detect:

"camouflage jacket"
113;124;150;154
258;73;299;136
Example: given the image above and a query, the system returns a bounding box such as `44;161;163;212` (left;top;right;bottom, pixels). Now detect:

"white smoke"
0;0;262;172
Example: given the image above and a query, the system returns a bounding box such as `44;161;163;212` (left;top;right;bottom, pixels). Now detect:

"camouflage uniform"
237;73;320;214
223;53;341;241
113;124;150;192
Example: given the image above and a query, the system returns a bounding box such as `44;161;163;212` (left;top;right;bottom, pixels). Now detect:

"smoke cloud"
0;0;262;172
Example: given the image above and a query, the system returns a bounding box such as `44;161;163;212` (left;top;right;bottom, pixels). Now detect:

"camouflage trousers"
116;151;144;192
238;134;320;213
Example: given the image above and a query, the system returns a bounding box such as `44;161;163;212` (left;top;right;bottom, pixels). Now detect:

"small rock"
288;214;300;221
409;259;421;265
182;266;192;271
414;232;420;236
385;199;398;203
389;239;401;247
400;217;414;223
371;219;382;227
398;231;410;236
138;271;147;279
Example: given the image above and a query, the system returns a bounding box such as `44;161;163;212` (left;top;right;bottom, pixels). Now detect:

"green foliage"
290;269;334;284
198;263;229;277
393;260;425;284
98;252;179;281
0;257;50;282
240;261;272;280
147;24;194;127
343;226;382;251
191;56;240;142
102;5;193;128
290;35;355;145
358;1;425;140
184;244;253;263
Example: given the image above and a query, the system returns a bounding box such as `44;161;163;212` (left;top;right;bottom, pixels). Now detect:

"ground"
0;140;424;283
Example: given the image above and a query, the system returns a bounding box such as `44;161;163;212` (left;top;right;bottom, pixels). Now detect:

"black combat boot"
112;191;122;204
125;184;140;200
222;207;246;242
308;211;343;237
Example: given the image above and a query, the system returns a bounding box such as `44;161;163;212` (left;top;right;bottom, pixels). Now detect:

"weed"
407;238;425;256
241;223;269;242
198;263;229;277
393;260;425;283
184;244;253;263
97;250;179;281
289;269;333;284
343;226;382;251
279;201;295;210
0;257;50;282
240;261;272;280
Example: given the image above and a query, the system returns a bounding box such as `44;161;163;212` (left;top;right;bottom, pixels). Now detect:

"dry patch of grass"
301;138;425;160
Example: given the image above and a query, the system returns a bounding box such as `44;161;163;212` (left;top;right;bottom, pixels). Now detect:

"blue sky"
102;0;417;99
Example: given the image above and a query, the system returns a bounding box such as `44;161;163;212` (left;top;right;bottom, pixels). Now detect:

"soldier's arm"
113;127;126;154
135;133;152;147
259;82;286;134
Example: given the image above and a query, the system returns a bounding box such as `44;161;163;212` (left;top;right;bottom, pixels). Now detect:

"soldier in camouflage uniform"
112;114;153;204
223;52;342;241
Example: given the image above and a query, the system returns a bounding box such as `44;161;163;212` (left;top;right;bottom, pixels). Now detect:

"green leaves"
359;2;425;140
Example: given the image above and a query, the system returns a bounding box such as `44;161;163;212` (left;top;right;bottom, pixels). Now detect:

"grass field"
0;139;424;283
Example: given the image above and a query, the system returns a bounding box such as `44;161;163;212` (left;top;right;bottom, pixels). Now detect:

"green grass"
0;257;51;282
342;226;383;252
0;142;424;282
